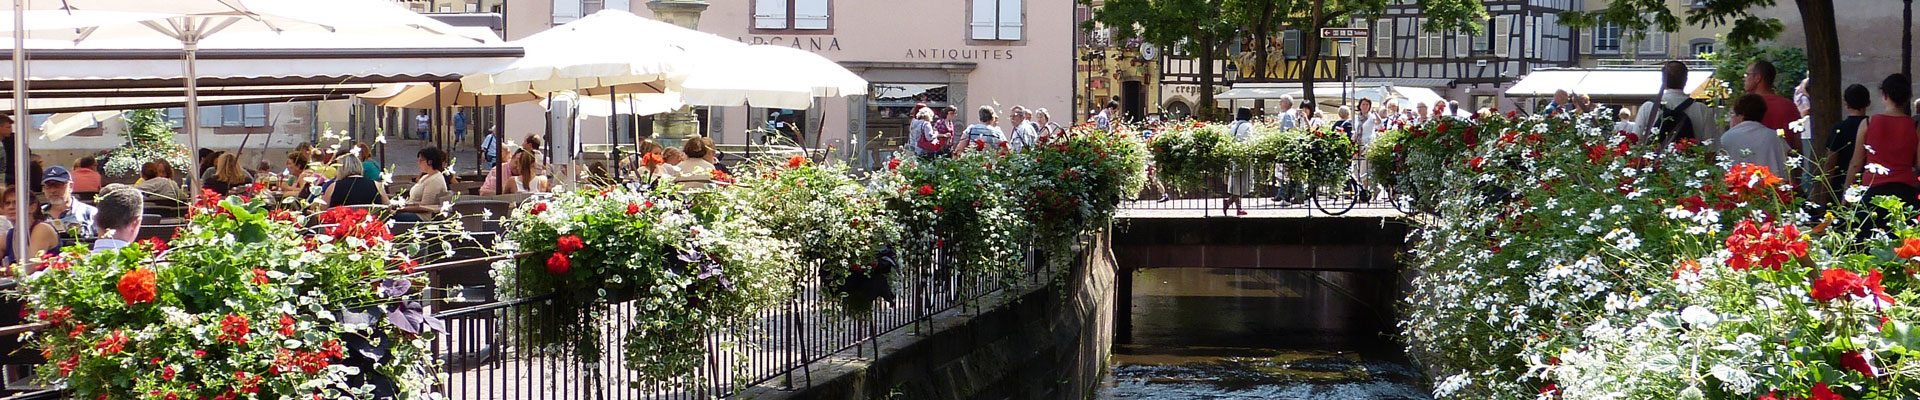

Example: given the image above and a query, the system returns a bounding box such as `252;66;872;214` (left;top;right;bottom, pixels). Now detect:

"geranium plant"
492;185;794;383
23;194;442;400
721;156;903;314
1011;126;1149;261
873;144;1032;287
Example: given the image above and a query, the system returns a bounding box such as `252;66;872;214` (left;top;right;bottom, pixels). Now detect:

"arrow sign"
1321;28;1370;38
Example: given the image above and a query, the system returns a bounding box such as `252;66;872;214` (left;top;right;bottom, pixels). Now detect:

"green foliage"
1560;0;1785;48
104;109;189;179
24;196;445;399
1011;127;1151;261
495;185;796;384
1704;38;1808;108
721;159;903;314
1145;123;1237;191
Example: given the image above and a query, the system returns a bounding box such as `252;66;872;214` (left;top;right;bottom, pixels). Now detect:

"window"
969;0;1023;41
1593;23;1621;53
1282;29;1300;59
755;0;831;31
1417;19;1443;58
1373;19;1391;57
1471;18;1491;54
1690;39;1716;57
167;104;268;129
552;0;579;24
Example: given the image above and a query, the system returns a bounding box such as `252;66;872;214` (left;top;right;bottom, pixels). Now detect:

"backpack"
1654;99;1698;143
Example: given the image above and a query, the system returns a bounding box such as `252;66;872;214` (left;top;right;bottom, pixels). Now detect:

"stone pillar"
647;0;710;146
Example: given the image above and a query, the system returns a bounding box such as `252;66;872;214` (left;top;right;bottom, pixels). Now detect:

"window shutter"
754;0;788;30
552;0;581;24
605;0;628;13
221;105;243;127
1374;20;1390;57
1455;30;1468;57
1493;16;1509;57
1282;30;1300;59
244;104;268;127
1523;16;1537;58
794;0;828;30
970;0;998;39
997;0;1023;40
166;107;185;128
198;106;221;128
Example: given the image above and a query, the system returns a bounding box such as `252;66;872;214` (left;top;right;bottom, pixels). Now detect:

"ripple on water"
1099;347;1432;400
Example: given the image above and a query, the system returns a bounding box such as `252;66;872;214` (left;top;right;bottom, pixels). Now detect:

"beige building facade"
1576;0;1729;67
502;0;1074;166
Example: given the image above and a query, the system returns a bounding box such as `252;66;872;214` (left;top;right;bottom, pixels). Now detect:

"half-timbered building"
1356;0;1580;111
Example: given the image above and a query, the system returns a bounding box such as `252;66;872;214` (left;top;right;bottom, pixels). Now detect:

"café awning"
1504;68;1715;100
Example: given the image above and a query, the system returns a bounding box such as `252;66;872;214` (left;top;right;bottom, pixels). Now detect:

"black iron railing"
1123;156;1406;215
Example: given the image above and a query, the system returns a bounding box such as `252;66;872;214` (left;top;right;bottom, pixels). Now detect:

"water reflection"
1100;268;1428;399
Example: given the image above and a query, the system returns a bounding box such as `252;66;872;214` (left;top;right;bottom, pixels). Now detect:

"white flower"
1680;305;1719;328
1867;163;1891;175
1845;185;1869;203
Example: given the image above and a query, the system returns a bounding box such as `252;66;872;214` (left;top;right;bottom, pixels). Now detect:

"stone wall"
740;234;1116;400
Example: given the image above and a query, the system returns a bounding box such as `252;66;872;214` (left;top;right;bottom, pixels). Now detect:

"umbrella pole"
184;34;203;202
610;85;619;181
10;0;29;267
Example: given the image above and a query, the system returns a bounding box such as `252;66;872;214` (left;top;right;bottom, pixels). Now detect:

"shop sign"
903;48;1016;61
738;36;844;52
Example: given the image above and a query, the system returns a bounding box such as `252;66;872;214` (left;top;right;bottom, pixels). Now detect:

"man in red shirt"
1746;60;1802;152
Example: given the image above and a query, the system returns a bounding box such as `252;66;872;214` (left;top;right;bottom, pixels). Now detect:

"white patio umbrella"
8;0;495;198
5;0;499;260
680;45;869;109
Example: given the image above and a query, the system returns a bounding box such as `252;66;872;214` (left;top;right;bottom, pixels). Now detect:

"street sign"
1321;28;1370;38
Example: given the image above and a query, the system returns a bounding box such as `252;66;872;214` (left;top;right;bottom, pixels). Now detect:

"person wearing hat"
41;165;96;239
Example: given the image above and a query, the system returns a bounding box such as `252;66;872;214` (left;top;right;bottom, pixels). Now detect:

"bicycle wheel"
1313;178;1359;216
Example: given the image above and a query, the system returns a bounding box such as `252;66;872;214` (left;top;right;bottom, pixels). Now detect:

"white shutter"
755;0;788;29
1494;16;1509;57
198;106;221;128
997;0;1023;40
166;107;185;128
1523;16;1537;58
794;0;828;30
605;0;628;13
243;104;268;127
1455;30;1468;57
552;0;581;24
970;0;998;39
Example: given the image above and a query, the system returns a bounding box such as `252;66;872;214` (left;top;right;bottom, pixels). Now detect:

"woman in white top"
654;148;687;184
675;137;722;190
1224;107;1255;216
393;147;452;222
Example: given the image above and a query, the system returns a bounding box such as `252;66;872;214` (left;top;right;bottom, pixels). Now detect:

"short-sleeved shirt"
1760;93;1800;132
1720;120;1790;179
1829;115;1867;171
407;171;452;211
963;124;1006;147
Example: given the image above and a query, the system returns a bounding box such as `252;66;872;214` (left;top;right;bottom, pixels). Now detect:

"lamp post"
647;0;710;148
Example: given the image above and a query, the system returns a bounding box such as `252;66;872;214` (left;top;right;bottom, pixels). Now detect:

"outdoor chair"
134;224;183;243
140;214;162;226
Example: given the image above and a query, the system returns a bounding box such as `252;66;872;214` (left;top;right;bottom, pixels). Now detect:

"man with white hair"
1276;95;1299;130
1007;106;1039;151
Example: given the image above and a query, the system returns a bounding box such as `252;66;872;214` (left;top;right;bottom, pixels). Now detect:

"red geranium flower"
1841;350;1878;377
1897;238;1920;259
626;203;642;215
139;236;169;253
251;268;269;285
1808;382;1841;400
117;267;157;305
887;158;902;170
556;235;584;254
1725;163;1786;200
546;252;571;274
917;184;935;196
528;203;548;216
1811;268;1868;303
641;153;664;167
1724;220;1807;271
786;155;808;168
711;169;733;183
218;314;250;345
278;314;297;336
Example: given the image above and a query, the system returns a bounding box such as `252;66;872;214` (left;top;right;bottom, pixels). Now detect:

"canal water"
1097;268;1430;399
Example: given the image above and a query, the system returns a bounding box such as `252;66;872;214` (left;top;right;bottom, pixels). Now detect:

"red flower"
218;314;250;345
251;268;269;285
556;235;585;254
1866;269;1897;305
1505;110;1518;119
644;200;654;209
161;365;176;381
139;237;168;253
1811;268;1868;303
1898;238;1920;259
278;314;296;336
546;252;571;274
641;153;664;167
93;329;128;355
786;155;808;168
1725;163;1786;200
1672;260;1702;280
917;184;935;196
1808;382;1841;400
528;203;549;216
1841;350;1878;377
887;158;902;170
627;203;642;215
117;267;157;305
1468;156;1486;172
1724;220;1807;271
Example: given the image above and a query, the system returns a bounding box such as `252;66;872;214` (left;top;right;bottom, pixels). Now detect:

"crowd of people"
903;102;1064;158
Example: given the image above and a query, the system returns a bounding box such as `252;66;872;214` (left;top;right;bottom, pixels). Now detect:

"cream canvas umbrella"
37;110;119;141
679;45;868;109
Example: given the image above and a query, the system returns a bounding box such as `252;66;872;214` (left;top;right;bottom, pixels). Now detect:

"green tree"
1082;0;1242;120
1564;0;1840;159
